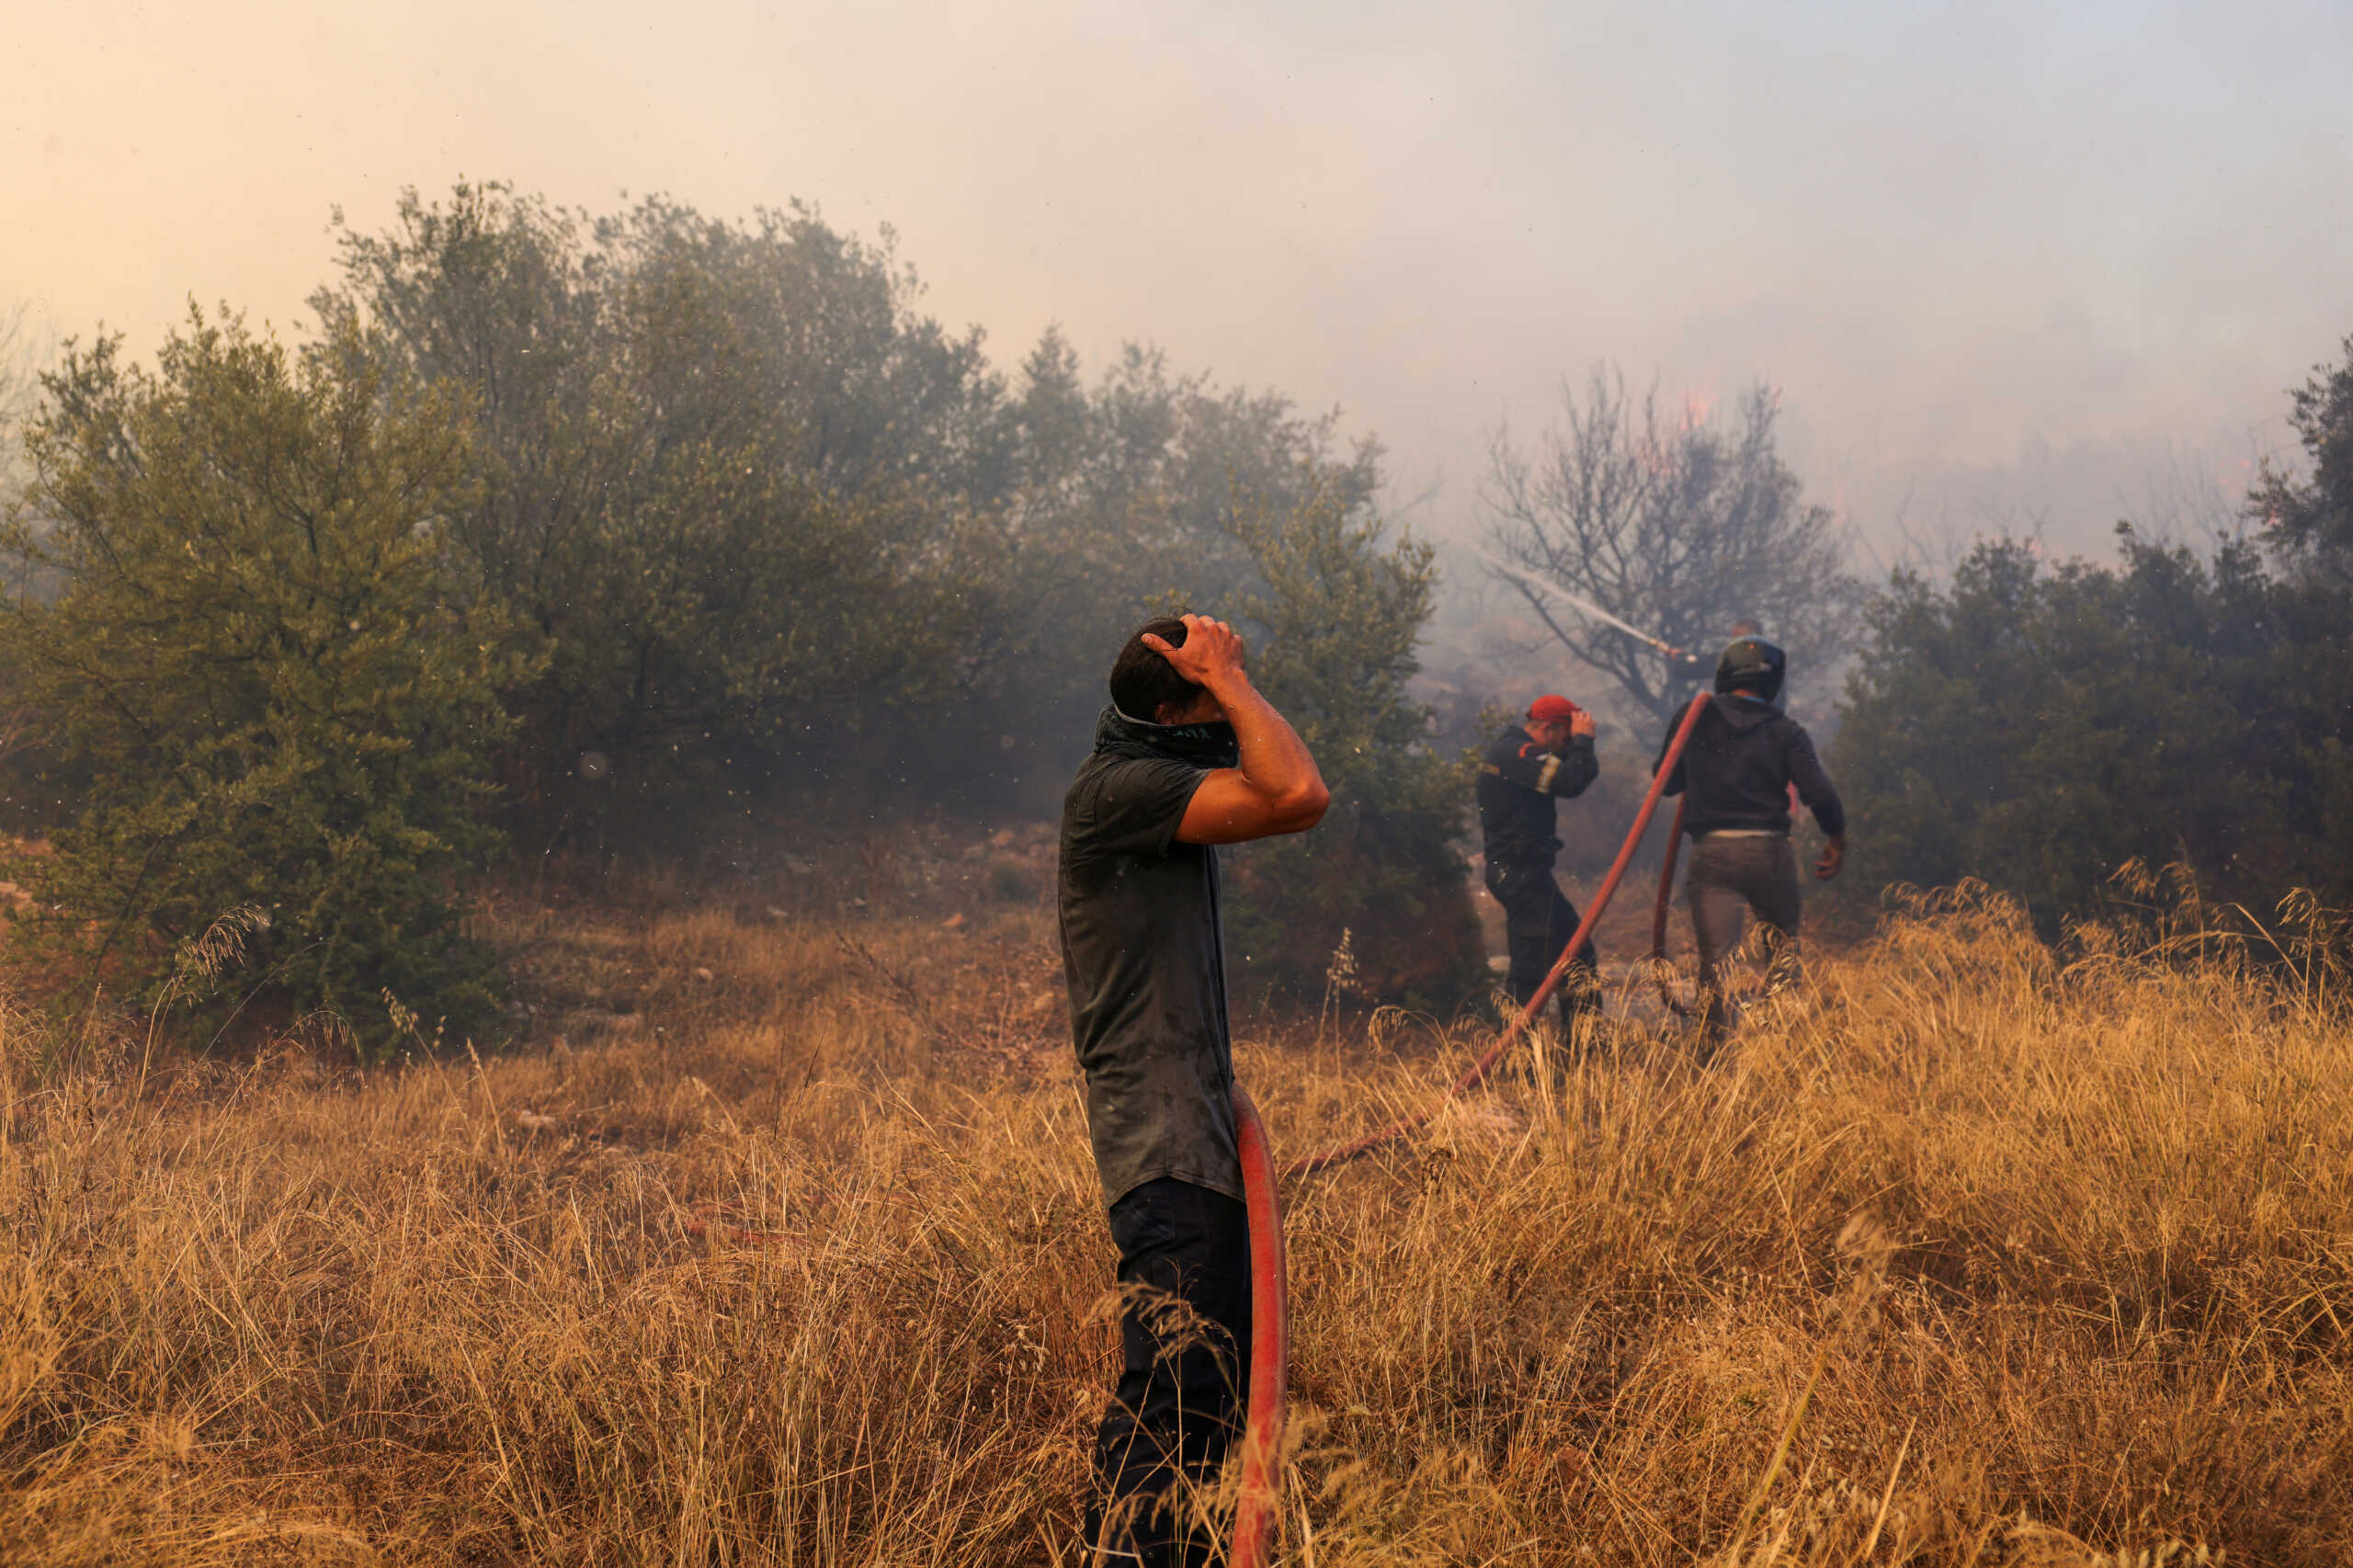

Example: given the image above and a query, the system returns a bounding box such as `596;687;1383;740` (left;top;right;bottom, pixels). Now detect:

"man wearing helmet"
1654;637;1846;1048
1667;619;1768;697
1476;694;1603;1027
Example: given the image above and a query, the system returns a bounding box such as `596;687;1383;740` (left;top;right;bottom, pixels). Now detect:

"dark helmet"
1714;636;1786;701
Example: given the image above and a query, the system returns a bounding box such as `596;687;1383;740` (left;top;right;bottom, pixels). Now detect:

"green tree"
311;182;1412;838
989;334;1389;788
1830;332;2353;927
312;184;1008;824
2;309;525;1045
1830;527;2353;929
1217;482;1485;1008
2252;333;2353;589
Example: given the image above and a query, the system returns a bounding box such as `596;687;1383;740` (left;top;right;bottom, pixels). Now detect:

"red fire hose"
1284;689;1715;1179
1228;1085;1288;1568
1650;795;1695;1017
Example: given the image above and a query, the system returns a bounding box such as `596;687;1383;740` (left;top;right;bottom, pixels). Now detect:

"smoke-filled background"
12;0;2349;552
14;17;2353;1564
4;0;2353;1032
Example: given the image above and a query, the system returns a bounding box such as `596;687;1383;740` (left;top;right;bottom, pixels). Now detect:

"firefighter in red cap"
1476;694;1602;1026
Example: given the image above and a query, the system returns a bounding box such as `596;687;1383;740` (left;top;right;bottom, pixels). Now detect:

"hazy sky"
9;0;2350;563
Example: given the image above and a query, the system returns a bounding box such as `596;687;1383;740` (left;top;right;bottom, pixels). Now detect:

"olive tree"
1218;480;1485;1009
2;310;526;1046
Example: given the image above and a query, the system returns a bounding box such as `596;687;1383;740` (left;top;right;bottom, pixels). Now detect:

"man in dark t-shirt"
1059;612;1328;1568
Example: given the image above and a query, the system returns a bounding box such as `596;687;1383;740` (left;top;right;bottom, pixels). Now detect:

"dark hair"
1108;615;1203;722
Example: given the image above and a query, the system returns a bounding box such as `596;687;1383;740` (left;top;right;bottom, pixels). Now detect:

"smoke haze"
8;0;2350;558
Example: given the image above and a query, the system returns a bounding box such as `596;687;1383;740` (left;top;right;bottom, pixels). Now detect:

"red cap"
1528;694;1581;724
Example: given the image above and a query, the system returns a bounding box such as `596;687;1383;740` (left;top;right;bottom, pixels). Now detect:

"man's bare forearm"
1201;667;1327;814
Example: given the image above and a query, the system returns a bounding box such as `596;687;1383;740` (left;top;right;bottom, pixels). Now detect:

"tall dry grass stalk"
2;887;2347;1564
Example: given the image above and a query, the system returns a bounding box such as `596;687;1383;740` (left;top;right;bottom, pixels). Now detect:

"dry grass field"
3;863;2349;1565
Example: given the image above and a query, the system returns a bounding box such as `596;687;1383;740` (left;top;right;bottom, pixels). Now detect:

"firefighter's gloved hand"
1814;835;1845;881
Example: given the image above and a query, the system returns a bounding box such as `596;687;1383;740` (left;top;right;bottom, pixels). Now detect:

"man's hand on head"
1532;710;1594;754
1141;614;1248;693
1149;611;1327;845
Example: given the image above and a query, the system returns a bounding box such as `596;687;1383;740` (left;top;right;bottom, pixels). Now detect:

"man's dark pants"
1686;833;1804;1044
1087;1177;1252;1567
1483;856;1599;1023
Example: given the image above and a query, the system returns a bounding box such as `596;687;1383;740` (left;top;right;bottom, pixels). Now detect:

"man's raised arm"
1149;615;1330;845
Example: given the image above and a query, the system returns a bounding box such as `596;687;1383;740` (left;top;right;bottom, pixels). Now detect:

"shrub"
1;310;528;1048
1219;483;1486;1010
1829;529;2353;929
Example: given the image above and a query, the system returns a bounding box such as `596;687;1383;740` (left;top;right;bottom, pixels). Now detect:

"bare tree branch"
1480;366;1862;724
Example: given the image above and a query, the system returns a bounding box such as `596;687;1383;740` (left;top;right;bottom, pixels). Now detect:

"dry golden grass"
3;884;2348;1565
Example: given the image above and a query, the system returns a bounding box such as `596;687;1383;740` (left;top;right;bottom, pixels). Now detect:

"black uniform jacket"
1477;723;1598;863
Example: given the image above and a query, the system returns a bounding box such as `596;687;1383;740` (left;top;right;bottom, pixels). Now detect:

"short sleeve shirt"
1057;753;1240;1208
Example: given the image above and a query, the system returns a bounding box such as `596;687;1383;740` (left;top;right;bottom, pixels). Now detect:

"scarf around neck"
1091;704;1239;770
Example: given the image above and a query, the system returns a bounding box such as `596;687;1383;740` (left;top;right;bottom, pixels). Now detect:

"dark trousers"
1087;1177;1252;1568
1484;856;1600;1024
1686;833;1804;1041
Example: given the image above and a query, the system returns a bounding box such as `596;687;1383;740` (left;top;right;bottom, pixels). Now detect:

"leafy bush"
1825;331;2353;934
316;184;1390;835
312;185;1006;832
1219;483;1486;1010
1830;529;2353;929
2;311;526;1047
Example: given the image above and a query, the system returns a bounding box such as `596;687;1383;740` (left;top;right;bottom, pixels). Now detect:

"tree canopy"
3;311;524;1043
1831;335;2353;929
2251;333;2353;590
0;182;1474;1028
312;184;1390;837
1219;483;1483;1007
16;176;2346;1033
